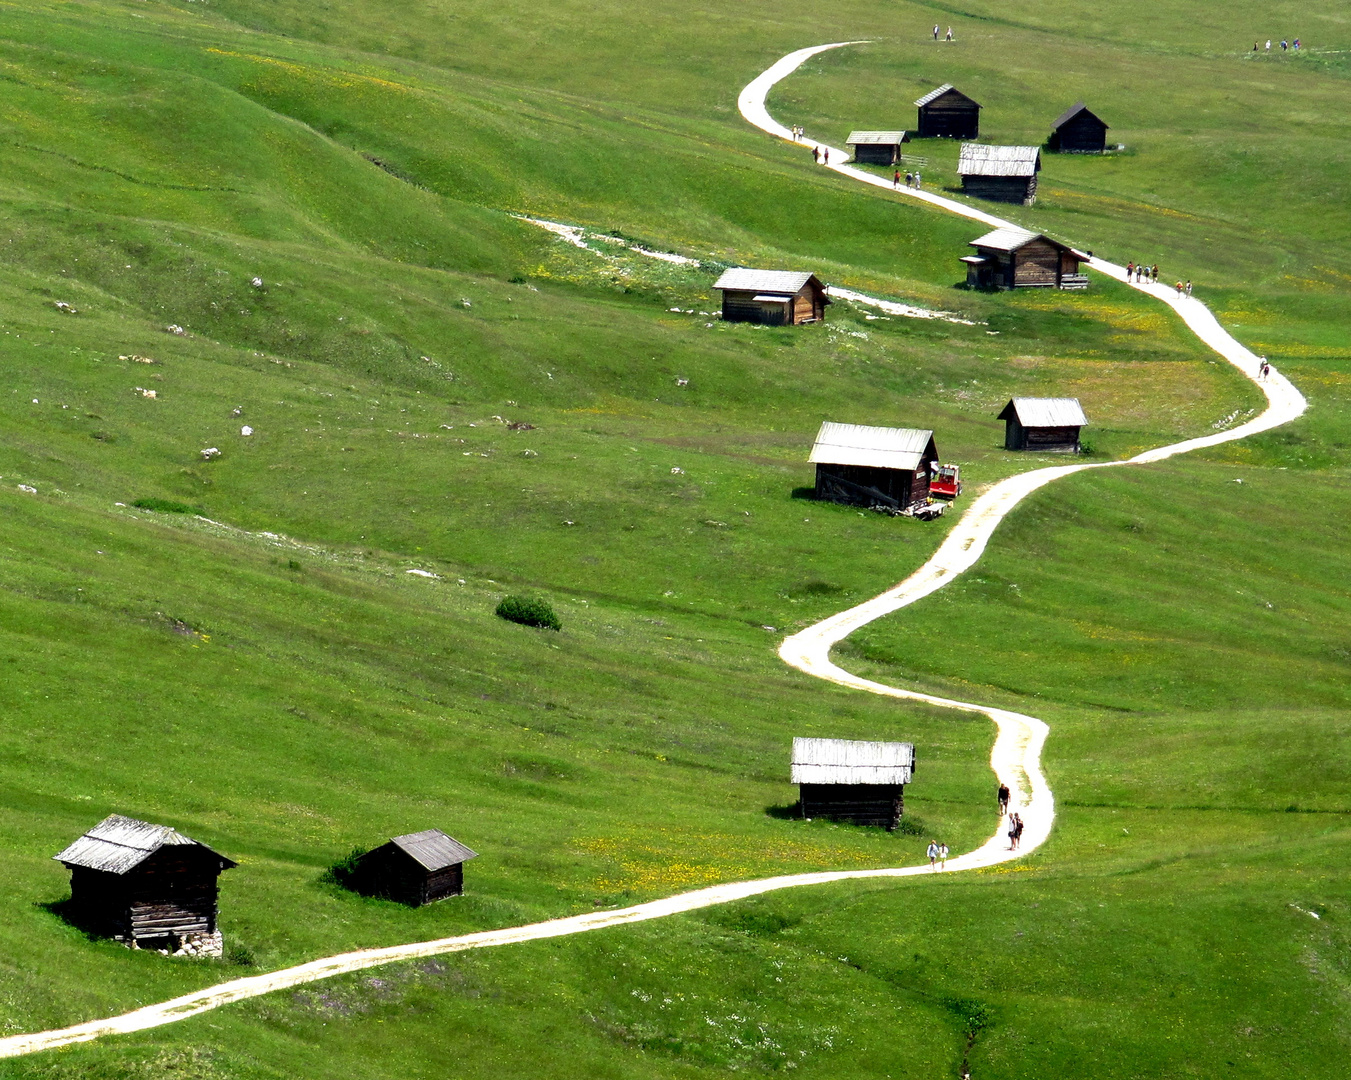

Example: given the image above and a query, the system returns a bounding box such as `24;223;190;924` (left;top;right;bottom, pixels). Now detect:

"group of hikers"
1125;261;1159;284
997;783;1025;850
932;25;954;42
1254;38;1300;52
810;144;830;165
893;169;922;190
926;839;949;871
1126;261;1194;297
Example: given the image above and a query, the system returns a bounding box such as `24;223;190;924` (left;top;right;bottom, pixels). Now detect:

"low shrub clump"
132;497;203;514
322;846;369;889
496;595;561;630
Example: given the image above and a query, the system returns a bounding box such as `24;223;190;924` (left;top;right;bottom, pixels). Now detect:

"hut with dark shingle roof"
914;84;981;139
348;829;479;906
791;737;916;830
713;268;829;325
809;422;938;511
998;398;1088;452
1049;103;1109;153
53;814;236;951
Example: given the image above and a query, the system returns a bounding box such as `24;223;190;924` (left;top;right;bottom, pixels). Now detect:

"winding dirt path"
0;42;1307;1061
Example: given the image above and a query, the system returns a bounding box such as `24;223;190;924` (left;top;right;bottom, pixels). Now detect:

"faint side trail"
0;42;1307;1061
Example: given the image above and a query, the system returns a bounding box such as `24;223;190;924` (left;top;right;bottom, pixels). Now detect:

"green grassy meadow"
0;0;1347;1077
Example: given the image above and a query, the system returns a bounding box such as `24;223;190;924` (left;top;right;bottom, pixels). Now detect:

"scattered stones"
119;354;158;364
670;467;684;475
250;277;263;288
676;377;689;387
200;447;222;461
54;301;78;314
166;324;187;336
17;484;36;494
134;387;158;399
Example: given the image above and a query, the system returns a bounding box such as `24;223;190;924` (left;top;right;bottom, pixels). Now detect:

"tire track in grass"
0;42;1307;1060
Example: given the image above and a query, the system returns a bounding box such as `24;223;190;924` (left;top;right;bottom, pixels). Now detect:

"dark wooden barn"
53;814;236;954
957;144;1042;204
713;268;829;326
914;84;981;139
809;422;937;511
348;829;478;907
1048;102;1109;153
791;737;916;830
960;226;1089;290
998;398;1088;452
846;130;911;165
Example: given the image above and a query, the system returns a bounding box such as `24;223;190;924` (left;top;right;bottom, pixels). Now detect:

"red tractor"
929;463;963;500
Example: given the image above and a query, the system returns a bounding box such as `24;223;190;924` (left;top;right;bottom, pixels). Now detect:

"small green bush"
322;846;369;889
132;497;203;515
496;595;561;630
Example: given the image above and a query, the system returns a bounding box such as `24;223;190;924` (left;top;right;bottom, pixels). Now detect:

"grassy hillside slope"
0;1;1346;1078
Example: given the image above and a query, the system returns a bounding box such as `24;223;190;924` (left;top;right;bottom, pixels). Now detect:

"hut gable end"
1050;103;1110;153
915;84;981;139
54;814;235;875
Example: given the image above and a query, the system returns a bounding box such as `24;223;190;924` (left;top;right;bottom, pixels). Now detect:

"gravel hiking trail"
0;41;1307;1060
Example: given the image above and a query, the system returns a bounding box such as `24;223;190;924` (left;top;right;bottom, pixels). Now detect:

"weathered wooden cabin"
53;814;236;953
997;398;1088;452
791;737;915;830
957;144;1042;204
960;226;1088;290
809;422;937;511
347;829;478;906
914;84;981;139
713;268;830;326
846;130;911;165
1048;102;1109;153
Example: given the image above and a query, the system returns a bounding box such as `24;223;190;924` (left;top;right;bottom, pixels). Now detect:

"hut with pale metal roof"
712;268;829;326
961;226;1088;290
53;814;236;952
957;144;1042;204
346;829;478;906
1049;102;1109;153
914;84;980;139
998;398;1088;452
809;422;938;510
845;130;911;165
791;737;916;829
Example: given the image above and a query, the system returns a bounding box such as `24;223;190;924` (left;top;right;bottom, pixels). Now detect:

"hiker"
1126;261;1135;281
1007;815;1019;850
1265;40;1271;52
914;170;922;190
933;24;940;40
938;842;949;870
1185;280;1192;296
1253;42;1259;52
812;145;820;163
1294;39;1300;51
1281;40;1288;51
1014;815;1025;849
945;27;954;42
904;171;913;189
894;170;902;188
823;147;829;165
1152;264;1159;283
1260;357;1271;379
1176;280;1184;296
997;783;1010;815
928;840;940;871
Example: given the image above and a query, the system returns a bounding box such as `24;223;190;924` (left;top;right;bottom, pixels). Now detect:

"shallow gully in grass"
0;41;1310;1061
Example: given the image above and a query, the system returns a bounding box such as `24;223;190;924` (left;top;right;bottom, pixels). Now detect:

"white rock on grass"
240;425;253;436
201;447;222;461
406;569;439;579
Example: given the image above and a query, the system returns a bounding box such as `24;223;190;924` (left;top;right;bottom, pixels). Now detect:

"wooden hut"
53;814;236;954
1048;102;1109;153
809;422;937;511
347;829;478;906
960;226;1088;290
998;398;1088;452
846;130;911;165
914;84;980;139
791;737;915;830
957;144;1042;204
713;268;829;326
